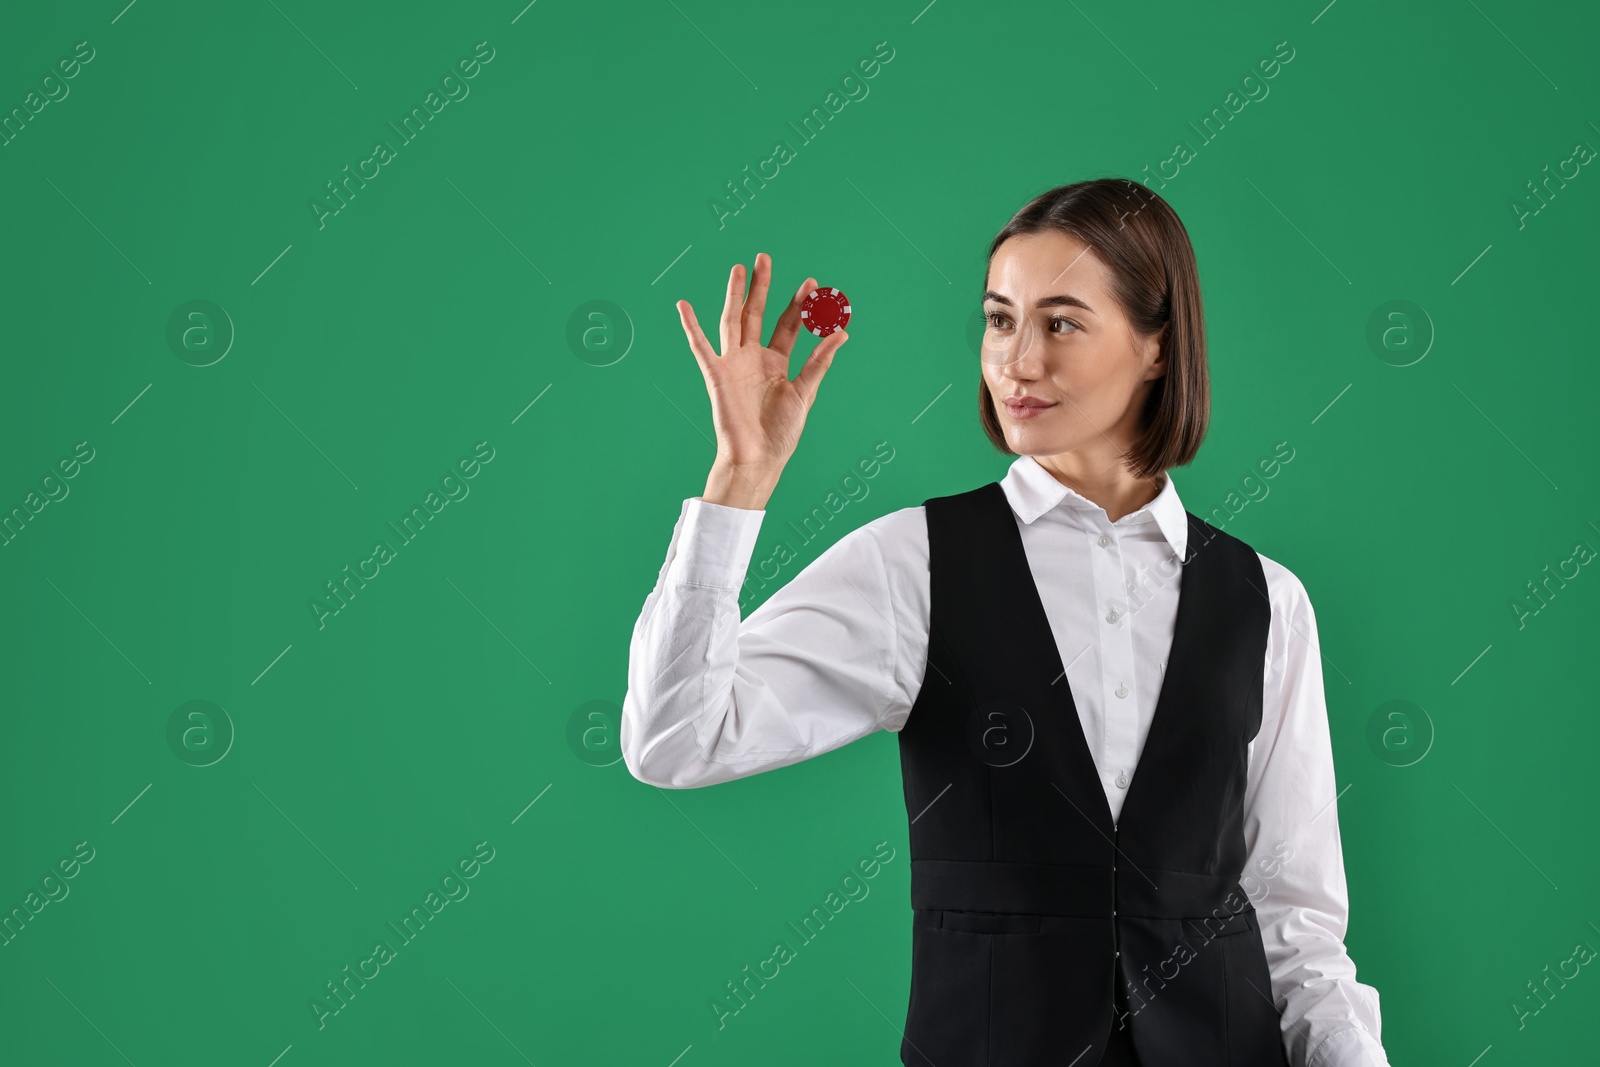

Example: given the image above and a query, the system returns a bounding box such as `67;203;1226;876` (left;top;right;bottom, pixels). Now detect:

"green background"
3;0;1597;1063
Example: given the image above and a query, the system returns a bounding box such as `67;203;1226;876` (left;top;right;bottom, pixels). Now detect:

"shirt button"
1098;533;1112;547
1115;684;1128;698
1115;772;1129;788
1106;609;1119;623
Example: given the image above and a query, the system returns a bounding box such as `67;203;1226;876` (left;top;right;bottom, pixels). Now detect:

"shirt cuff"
663;497;765;590
1307;1026;1391;1067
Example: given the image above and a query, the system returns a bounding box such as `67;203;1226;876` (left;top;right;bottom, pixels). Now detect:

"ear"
1142;323;1169;381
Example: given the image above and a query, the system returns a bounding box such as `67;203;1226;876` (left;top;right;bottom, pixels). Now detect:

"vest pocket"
1180;907;1253;943
939;909;1043;935
903;910;991;1066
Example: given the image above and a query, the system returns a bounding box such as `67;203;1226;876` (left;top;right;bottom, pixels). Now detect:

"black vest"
897;481;1292;1067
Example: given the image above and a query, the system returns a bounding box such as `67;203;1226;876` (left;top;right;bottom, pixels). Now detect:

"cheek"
979;360;1008;390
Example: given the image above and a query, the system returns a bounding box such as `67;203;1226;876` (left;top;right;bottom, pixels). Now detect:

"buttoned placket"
1091;518;1137;799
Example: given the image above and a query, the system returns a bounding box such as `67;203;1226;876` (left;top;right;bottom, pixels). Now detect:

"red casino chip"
800;287;851;337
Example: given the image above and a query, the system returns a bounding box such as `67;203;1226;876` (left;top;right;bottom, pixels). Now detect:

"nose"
985;314;1045;373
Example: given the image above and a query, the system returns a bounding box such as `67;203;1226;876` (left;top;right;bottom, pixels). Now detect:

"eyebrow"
983;289;1096;314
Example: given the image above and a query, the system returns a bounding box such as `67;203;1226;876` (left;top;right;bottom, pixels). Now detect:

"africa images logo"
710;841;898;1030
309;42;497;230
308;841;496;1029
309;440;496;630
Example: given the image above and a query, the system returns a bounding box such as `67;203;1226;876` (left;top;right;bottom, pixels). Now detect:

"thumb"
795;330;846;407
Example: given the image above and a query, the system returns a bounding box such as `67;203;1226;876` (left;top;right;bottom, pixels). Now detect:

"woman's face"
980;230;1166;461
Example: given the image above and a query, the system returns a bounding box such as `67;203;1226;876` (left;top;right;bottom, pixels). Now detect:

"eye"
982;310;1010;329
1049;316;1080;334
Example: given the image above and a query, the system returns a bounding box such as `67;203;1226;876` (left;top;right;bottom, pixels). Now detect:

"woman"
623;179;1391;1067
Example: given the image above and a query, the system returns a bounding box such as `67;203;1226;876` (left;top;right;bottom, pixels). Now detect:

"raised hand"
676;252;849;509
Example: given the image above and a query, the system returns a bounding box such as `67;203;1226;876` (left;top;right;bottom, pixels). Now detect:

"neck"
1030;454;1163;523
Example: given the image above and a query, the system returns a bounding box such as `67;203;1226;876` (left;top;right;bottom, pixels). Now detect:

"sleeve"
1243;556;1392;1067
620;496;909;789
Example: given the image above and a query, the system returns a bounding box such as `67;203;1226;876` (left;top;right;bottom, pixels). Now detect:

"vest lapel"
1115;513;1202;830
983;482;1201;835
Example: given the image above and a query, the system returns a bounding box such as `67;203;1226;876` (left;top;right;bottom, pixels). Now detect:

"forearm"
622;497;767;787
621;495;902;789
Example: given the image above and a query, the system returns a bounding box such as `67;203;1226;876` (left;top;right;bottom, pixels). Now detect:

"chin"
1004;437;1055;456
1004;427;1078;455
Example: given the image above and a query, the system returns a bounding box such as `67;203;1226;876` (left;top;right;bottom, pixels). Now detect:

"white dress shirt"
623;455;1391;1067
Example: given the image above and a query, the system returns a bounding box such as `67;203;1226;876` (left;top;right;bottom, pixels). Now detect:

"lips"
1002;397;1057;420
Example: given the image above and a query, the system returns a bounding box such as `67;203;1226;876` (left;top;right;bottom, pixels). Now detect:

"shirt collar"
999;454;1189;560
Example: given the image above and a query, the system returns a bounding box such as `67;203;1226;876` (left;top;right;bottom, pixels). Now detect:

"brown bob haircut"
978;177;1208;481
